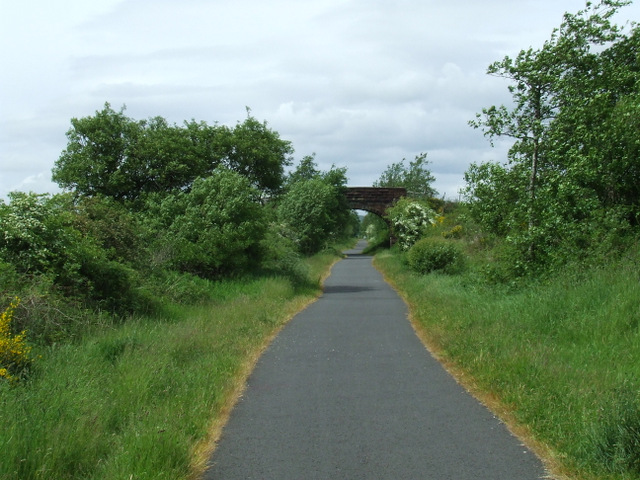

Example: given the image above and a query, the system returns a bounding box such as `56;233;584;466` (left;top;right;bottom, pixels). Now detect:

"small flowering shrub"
0;298;33;382
442;224;463;239
386;198;437;250
408;237;464;274
0;192;146;315
0;192;57;273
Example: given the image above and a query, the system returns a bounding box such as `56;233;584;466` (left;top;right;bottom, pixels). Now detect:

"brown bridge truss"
344;187;406;218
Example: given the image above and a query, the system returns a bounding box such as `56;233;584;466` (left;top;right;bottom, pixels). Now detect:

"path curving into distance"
205;240;548;479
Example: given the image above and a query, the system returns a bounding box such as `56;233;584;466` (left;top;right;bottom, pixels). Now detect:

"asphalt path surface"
205;240;548;479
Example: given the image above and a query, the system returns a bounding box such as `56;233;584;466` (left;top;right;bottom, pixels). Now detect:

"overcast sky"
1;0;638;200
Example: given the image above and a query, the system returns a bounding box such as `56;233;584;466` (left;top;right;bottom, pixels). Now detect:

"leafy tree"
219;112;294;196
53;104;292;204
373;152;437;200
466;0;637;267
547;20;640;218
279;155;353;253
318;164;352;239
146;168;267;278
129;116;207;197
52;104;141;201
463;162;525;238
277;178;340;254
285;154;321;187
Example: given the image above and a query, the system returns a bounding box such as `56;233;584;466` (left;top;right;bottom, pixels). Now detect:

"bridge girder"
345;187;406;218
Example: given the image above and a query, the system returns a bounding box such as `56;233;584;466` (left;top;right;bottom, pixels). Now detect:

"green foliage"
0;191;152;341
0;192;66;274
466;1;639;272
386;198;438;250
2;106;349;347
408;237;464;274
53;103;292;204
284;153;321;187
362;212;389;244
259;221;310;284
278;158;352;255
463;162;527;238
373;152;437;199
0;247;339;480
277;178;341;255
52;104;139;201
71;196;141;265
220;112;294;195
145;168;267;278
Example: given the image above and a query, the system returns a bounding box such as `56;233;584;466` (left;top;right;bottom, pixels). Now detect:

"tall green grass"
375;248;640;480
0;247;344;480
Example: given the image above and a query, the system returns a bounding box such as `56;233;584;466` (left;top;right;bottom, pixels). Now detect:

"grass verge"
0;246;347;480
374;248;640;480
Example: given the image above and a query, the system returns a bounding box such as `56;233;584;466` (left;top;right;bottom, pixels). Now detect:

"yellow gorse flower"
0;297;33;382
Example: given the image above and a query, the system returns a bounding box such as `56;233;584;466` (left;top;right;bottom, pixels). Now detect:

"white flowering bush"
386;198;437;250
0;192;60;273
0;192;145;315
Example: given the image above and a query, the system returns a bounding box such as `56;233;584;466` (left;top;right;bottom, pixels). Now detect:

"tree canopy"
373;152;437;200
278;156;353;254
52;104;293;204
465;0;639;271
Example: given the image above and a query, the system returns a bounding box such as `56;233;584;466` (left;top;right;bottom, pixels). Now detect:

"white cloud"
1;0;639;199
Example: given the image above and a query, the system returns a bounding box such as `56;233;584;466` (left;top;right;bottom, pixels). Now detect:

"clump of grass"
592;385;640;476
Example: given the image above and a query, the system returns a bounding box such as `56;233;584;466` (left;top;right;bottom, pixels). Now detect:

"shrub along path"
204;240;548;479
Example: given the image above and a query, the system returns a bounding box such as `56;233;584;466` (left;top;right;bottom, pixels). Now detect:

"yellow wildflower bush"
442;224;463;239
0;298;33;382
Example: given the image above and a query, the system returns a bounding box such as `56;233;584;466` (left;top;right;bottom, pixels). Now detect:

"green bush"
259;222;310;283
408;237;464;274
72;196;141;265
277;178;340;255
145;168;267;278
0;192;146;315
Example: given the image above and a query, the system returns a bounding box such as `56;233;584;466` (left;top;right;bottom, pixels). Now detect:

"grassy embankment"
375;246;640;480
0;246;348;480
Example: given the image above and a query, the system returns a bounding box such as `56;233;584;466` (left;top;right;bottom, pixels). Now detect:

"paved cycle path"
205;240;548;479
